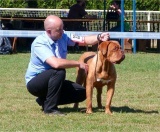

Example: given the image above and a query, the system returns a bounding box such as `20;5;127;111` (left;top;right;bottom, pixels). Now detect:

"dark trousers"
27;69;86;113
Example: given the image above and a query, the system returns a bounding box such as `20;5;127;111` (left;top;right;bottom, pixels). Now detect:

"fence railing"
0;8;160;32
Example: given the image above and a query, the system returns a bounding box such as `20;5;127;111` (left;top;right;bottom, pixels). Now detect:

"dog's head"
98;40;125;64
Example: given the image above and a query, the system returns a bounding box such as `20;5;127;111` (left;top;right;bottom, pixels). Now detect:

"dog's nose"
121;50;124;54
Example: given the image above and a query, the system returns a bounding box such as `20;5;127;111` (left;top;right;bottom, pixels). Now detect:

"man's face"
113;2;119;9
50;25;64;40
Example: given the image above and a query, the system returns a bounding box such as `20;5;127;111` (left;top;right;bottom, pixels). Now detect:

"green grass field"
0;52;160;132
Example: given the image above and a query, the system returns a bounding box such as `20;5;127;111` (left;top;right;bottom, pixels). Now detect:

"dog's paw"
105;109;113;115
86;109;93;114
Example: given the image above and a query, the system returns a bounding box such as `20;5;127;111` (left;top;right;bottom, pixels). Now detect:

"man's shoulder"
35;33;48;42
36;32;46;39
70;3;81;9
62;32;70;39
33;33;51;46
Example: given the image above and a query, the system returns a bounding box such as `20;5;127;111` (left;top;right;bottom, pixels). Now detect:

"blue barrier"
0;30;159;53
0;30;160;39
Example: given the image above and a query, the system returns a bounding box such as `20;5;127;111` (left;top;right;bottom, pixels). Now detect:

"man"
68;0;90;19
107;0;130;32
106;0;130;43
67;0;95;50
67;0;93;31
25;15;110;116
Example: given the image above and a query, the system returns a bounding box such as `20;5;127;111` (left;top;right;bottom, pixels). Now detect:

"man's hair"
76;0;86;3
112;0;121;6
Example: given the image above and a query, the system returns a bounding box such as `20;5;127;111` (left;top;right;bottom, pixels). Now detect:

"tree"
0;0;159;11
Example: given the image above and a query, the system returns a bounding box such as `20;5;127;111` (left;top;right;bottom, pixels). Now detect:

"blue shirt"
25;31;75;85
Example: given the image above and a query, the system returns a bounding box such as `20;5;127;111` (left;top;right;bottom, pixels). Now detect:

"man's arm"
71;32;110;46
46;32;110;71
46;56;88;73
83;32;110;45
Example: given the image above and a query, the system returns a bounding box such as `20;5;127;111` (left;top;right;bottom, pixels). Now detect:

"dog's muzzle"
115;50;125;64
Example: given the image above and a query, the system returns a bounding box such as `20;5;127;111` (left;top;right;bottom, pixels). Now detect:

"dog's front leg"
96;87;103;108
105;84;115;115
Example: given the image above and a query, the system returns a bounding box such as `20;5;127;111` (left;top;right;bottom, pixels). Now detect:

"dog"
75;40;125;114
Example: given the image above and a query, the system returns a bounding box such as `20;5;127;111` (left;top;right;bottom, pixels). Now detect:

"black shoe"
36;98;44;111
44;110;66;116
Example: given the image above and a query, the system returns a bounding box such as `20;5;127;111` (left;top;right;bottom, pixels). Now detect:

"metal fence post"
133;0;137;54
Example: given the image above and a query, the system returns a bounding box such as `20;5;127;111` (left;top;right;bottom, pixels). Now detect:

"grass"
0;52;160;132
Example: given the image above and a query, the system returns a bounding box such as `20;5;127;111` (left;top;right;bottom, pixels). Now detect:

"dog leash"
94;34;111;82
94;34;101;81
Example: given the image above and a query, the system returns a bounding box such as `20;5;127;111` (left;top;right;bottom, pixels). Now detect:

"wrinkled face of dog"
98;41;125;64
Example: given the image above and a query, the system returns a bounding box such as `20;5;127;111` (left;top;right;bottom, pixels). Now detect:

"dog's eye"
113;47;118;51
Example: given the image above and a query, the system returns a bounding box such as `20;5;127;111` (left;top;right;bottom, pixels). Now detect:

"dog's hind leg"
76;68;86;85
73;68;86;109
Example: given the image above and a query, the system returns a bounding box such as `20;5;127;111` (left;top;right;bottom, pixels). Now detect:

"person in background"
25;15;110;116
0;22;17;53
67;0;95;51
106;0;130;43
67;0;94;31
107;0;130;32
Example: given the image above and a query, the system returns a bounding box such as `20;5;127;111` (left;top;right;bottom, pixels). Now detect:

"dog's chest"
96;78;111;84
88;54;116;86
93;78;111;87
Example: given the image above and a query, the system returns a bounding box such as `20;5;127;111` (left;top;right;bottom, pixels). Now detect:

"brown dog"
75;40;125;114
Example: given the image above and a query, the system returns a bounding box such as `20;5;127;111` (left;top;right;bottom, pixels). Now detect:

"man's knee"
77;89;86;102
56;69;66;76
50;69;66;77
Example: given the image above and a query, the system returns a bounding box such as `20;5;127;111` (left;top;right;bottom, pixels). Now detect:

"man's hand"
79;62;88;74
98;32;110;41
110;5;116;10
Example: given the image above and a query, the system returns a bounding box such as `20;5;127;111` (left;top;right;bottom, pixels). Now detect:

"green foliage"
37;0;56;9
0;0;159;11
136;0;160;11
58;0;71;9
123;0;159;11
0;0;27;8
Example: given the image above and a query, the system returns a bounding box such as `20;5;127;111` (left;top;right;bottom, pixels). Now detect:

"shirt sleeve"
63;32;75;46
34;42;55;63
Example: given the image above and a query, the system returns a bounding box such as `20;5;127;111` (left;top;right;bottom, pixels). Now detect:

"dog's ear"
98;41;110;55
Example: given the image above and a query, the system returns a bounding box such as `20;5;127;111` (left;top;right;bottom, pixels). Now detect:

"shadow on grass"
111;106;159;114
59;106;159;114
